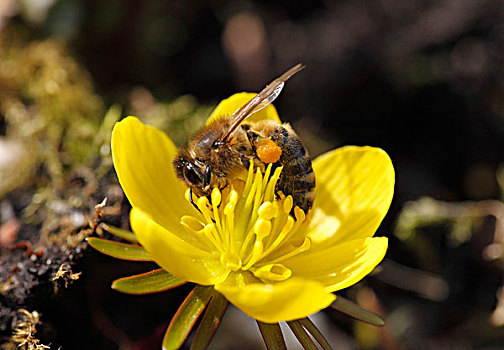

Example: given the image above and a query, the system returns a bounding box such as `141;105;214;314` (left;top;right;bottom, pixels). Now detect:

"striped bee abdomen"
269;124;315;213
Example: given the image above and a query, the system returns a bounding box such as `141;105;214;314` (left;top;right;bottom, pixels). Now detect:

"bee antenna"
220;63;305;142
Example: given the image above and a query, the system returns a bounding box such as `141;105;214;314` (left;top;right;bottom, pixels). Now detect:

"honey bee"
173;64;315;213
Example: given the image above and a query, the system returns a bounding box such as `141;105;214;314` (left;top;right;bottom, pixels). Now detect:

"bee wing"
238;82;284;117
221;64;305;142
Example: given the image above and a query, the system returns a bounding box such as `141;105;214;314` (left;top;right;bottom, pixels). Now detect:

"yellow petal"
215;275;335;323
206;92;281;125
306;146;394;247
111;116;194;236
130;208;230;285
284;237;388;292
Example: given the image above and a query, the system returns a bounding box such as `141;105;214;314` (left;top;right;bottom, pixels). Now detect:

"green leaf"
287;321;318;350
87;237;153;261
101;223;139;243
297;318;332;350
162;285;213;350
257;322;286;350
331;295;385;326
112;269;186;295
191;292;229;350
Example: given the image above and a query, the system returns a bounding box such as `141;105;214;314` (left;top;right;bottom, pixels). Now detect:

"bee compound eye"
183;163;203;186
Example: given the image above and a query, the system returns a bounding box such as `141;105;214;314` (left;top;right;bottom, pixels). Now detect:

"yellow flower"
111;92;394;324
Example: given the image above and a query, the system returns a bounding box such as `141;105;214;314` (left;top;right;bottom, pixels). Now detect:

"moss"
0;26;221;345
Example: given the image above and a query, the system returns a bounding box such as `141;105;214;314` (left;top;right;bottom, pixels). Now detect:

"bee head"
174;117;250;196
173;152;213;196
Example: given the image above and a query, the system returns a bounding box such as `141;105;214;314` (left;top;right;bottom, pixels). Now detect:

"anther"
258;202;278;220
211;188;222;207
254;219;272;240
283;196;293;214
294;206;305;222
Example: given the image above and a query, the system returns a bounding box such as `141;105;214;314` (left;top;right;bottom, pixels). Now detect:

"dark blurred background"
1;0;504;349
26;0;504;200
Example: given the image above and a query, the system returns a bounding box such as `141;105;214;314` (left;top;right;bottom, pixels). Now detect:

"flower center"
180;162;311;283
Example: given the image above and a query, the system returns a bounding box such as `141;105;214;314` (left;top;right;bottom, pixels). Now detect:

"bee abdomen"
269;124;315;213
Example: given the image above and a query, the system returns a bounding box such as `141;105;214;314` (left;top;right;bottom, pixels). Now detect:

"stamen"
266;237;311;263
294;206;305;222
203;224;222;252
258;202;278;220
211;187;222;207
254;219;272;241
180;159;312;280
224;189;239;253
261;164;272;194
267;201;284;246
242;241;264;270
263;215;295;256
241;160;255;198
211;188;224;245
226;188;239;207
252;169;265;221
264;166;283;202
237;169;262;234
197;196;212;221
283;195;293;214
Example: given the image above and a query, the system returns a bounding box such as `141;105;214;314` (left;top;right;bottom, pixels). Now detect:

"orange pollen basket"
256;139;282;163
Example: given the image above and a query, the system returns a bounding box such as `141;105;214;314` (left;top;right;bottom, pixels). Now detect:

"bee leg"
204;165;212;188
190;189;215;223
203;165;219;216
246;130;260;152
189;188;202;214
202;193;216;223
